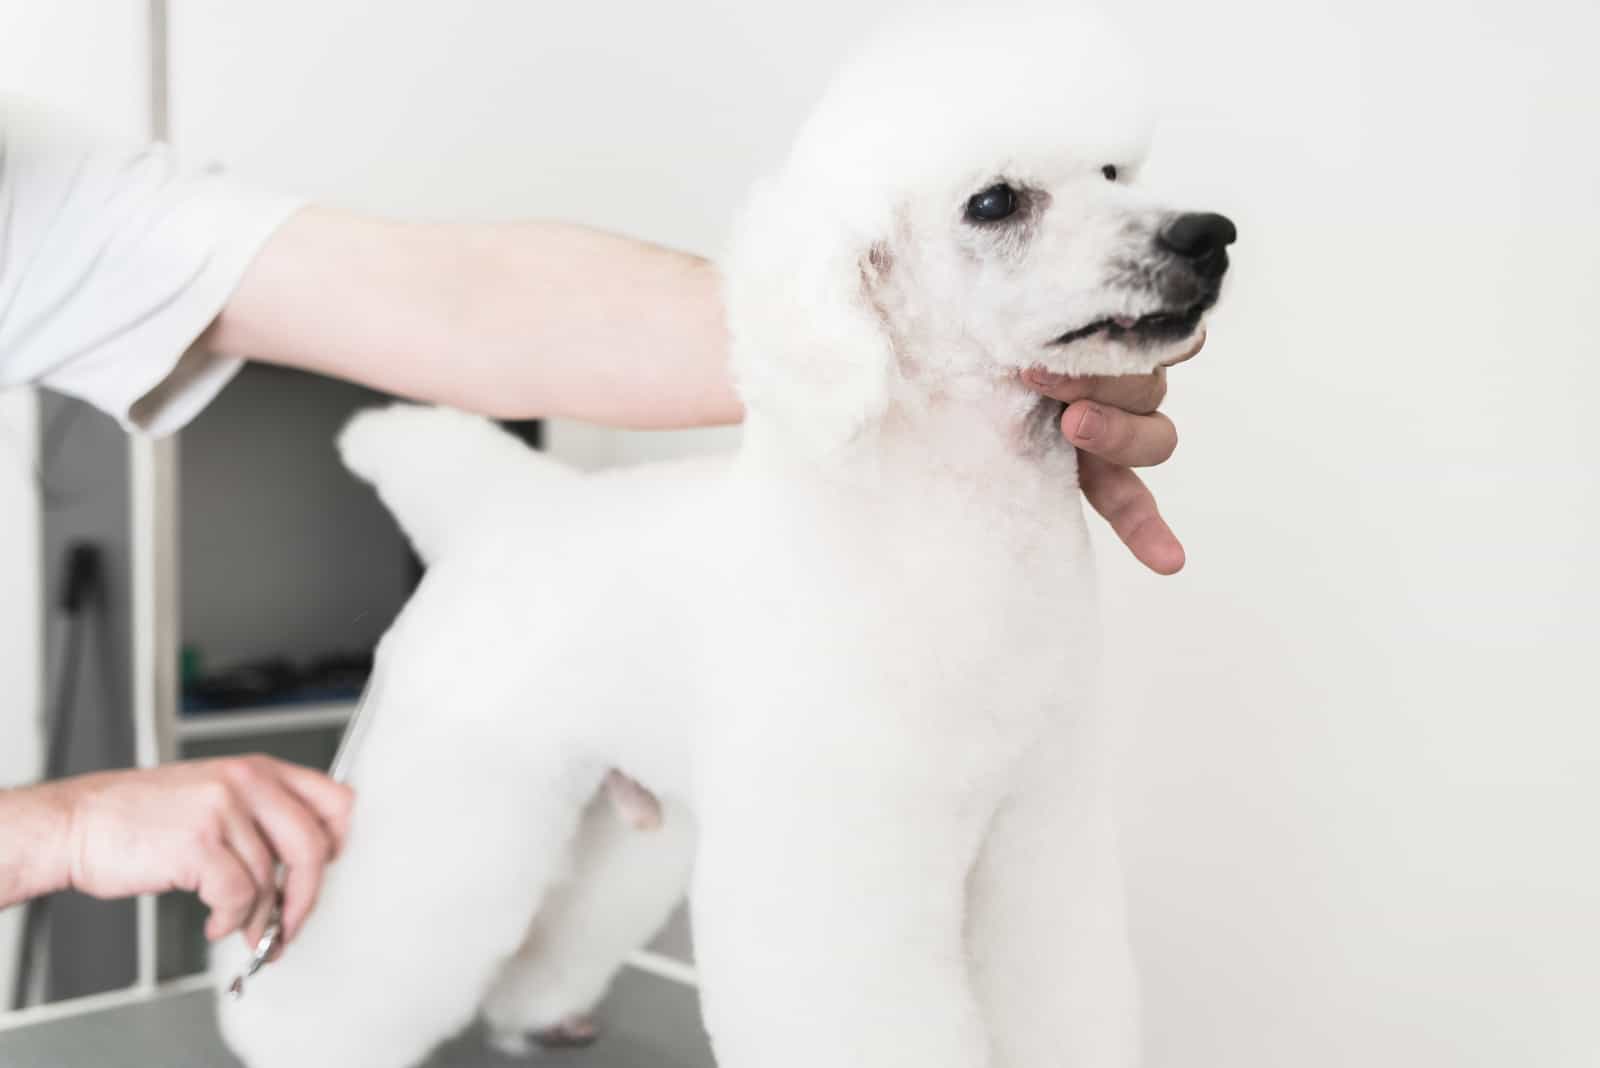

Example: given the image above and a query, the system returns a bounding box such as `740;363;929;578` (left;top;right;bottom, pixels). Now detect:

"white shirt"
0;98;300;435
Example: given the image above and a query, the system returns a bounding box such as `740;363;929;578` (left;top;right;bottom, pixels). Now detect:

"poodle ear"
726;175;898;456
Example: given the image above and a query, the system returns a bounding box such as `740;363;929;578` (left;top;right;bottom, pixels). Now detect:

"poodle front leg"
691;750;993;1068
967;729;1139;1068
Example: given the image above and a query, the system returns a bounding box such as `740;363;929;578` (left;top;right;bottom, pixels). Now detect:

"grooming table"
0;966;713;1067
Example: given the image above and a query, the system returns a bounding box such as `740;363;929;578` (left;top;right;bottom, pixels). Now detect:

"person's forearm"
203;208;742;428
0;784;70;909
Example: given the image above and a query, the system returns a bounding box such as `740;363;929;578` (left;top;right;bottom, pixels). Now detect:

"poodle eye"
1101;164;1119;182
965;184;1019;223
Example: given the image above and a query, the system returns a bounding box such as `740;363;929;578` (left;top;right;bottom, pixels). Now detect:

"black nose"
1158;212;1238;264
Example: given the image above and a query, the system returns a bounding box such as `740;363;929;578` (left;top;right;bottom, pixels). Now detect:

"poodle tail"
338;404;572;565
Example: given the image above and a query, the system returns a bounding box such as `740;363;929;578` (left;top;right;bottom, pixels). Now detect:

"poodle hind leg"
215;666;604;1068
480;782;696;1055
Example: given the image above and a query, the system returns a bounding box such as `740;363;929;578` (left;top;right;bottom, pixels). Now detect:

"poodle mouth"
1052;301;1209;348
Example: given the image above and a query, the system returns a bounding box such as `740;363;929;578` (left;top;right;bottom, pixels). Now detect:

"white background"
1098;2;1598;1064
3;0;1597;1062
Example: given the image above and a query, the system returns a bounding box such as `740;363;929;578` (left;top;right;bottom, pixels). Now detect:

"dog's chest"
721;465;1099;743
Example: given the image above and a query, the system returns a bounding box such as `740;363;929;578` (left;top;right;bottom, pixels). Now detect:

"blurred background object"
0;385;43;1011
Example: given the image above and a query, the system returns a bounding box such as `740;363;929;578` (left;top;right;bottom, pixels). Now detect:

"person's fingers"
196;847;259;942
225;760;335;944
1023;368;1167;413
242;892;279;953
267;759;355;857
253;790;331;944
216;803;277;946
1061;405;1178;468
276;847;326;946
1079;454;1186;575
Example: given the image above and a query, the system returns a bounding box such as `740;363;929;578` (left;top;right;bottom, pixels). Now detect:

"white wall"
166;0;879;467
0;0;150;1011
166;2;1597;1063
1097;1;1599;1065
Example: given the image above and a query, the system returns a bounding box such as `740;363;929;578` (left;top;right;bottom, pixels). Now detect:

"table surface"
0;968;715;1068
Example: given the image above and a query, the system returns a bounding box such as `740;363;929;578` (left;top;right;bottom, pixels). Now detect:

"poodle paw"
603;770;663;831
486;1016;600;1057
486;1026;535;1058
534;1015;601;1049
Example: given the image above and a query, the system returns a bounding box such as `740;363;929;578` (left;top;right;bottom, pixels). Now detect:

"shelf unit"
129;436;177;990
173;701;357;743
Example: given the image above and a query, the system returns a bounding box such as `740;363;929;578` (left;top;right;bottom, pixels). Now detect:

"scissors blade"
226;909;282;999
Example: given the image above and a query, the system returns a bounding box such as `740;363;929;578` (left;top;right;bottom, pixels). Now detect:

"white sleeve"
0;98;302;436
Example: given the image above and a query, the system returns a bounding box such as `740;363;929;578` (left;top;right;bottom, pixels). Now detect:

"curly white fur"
215;6;1231;1066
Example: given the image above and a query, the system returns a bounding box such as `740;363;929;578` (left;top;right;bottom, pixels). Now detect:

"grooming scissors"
226;669;382;999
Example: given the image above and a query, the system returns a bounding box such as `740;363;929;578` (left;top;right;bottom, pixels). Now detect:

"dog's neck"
742;370;1082;533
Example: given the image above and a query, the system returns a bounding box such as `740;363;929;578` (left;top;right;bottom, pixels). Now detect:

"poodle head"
728;3;1234;454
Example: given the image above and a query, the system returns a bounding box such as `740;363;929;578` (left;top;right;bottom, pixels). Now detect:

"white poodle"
216;6;1234;1067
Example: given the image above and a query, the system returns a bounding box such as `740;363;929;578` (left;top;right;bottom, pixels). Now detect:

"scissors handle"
226;902;283;999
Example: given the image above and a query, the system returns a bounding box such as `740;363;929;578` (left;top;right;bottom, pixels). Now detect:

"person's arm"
200;208;740;429
0;757;353;947
204;207;1195;572
0;784;70;908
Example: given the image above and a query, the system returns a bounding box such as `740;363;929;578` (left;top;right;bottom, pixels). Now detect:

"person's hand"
1023;333;1205;575
46;757;353;950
